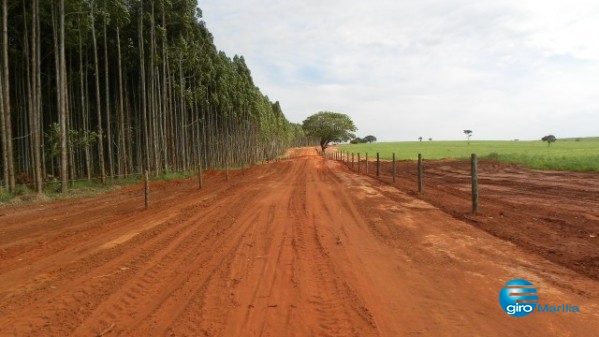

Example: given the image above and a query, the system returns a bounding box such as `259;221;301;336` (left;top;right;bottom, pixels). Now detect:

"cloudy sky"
200;0;599;141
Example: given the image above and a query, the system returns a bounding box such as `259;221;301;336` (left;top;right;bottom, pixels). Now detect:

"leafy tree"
302;111;357;152
363;135;377;143
418;136;422;142
350;137;363;144
542;135;556;146
464;130;473;144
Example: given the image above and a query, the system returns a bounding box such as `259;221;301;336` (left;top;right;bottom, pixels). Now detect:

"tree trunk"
103;8;113;179
28;0;43;193
2;0;14;192
90;0;106;183
149;1;159;175
139;0;150;172
0;63;6;190
116;25;127;177
79;15;91;182
59;0;68;193
161;4;168;173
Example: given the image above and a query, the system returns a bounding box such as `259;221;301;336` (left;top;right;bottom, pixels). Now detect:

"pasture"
339;138;599;171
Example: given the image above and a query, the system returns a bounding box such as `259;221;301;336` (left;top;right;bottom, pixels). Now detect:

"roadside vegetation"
339;137;599;172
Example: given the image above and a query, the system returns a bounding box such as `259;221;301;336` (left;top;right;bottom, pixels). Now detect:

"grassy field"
338;138;599;171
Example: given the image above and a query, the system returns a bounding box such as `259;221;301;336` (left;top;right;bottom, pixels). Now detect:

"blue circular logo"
499;279;538;317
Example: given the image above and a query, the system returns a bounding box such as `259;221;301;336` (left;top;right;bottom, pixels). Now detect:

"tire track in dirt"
0;171;269;336
70;190;259;336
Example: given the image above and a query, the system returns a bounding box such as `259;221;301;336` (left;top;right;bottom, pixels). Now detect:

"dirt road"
1;148;598;336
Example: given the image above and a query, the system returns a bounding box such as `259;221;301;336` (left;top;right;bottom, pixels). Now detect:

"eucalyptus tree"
1;0;14;191
89;0;106;182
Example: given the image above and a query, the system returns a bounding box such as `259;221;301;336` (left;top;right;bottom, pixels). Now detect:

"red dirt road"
1;148;598;336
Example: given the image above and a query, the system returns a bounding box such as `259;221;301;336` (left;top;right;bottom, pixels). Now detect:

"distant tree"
428;137;432;141
350;137;363;144
363;135;377;143
302;111;357;152
464;130;473;144
418;136;422;142
541;135;557;146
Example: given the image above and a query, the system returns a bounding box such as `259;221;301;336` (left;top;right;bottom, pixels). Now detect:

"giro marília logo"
499;279;538;317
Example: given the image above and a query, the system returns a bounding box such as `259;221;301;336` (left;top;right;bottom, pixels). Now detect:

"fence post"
366;153;369;175
357;153;361;173
351;153;355;170
198;164;204;190
376;152;380;177
226;157;230;182
471;153;479;213
392;152;396;183
144;170;149;209
418;153;423;193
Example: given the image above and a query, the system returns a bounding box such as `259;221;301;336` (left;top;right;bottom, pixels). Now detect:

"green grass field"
338;138;599;171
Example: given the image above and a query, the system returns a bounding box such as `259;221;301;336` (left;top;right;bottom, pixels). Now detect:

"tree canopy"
464;130;473;144
542;135;557;146
302;112;357;152
350;135;376;144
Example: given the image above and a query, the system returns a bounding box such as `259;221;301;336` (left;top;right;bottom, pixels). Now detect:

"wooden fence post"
366;153;369;175
392;152;396;183
351;153;355;170
198;164;204;190
418;153;423;193
376;152;380;176
471;153;479;213
226;158;230;182
144;170;149;209
357;153;361;173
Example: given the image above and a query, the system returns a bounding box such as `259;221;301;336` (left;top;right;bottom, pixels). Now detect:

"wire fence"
325;150;480;213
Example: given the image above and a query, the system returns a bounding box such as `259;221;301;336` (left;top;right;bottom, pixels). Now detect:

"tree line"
0;0;313;194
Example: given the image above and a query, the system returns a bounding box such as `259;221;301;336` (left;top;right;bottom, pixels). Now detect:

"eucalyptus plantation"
0;0;314;194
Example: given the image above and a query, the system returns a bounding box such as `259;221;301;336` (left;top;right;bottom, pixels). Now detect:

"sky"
199;0;599;141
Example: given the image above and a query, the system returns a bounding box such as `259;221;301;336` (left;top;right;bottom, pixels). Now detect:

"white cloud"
200;0;599;141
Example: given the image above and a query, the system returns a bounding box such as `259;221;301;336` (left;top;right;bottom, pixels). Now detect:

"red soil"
0;148;598;336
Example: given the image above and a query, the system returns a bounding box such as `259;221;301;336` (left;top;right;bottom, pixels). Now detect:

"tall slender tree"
2;0;14;192
59;0;68;193
102;2;113;179
90;0;106;182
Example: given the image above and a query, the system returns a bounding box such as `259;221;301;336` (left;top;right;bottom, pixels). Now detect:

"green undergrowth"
0;170;194;206
0;164;259;206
